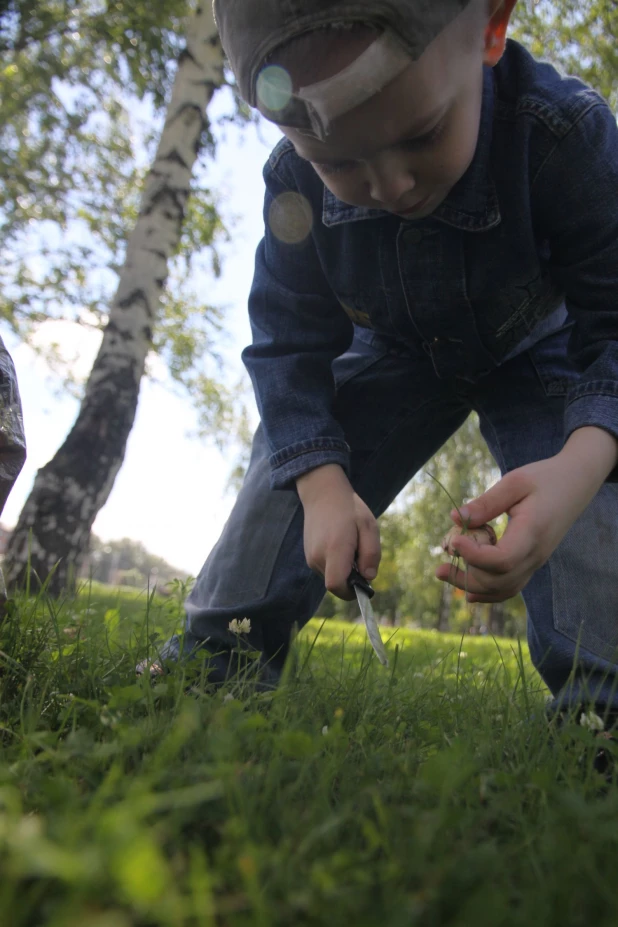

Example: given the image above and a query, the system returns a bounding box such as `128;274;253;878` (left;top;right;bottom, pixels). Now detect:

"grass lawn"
0;583;617;926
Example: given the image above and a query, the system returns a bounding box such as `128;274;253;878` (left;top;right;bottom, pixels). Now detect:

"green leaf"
277;731;318;760
110;834;169;907
107;685;146;709
104;608;120;635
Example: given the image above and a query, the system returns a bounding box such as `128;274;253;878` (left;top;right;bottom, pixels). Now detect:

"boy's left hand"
435;427;618;603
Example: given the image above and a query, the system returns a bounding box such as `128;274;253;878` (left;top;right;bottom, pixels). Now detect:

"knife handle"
347;565;375;599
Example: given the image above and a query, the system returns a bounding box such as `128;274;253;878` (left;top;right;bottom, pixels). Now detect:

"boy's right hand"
296;464;381;600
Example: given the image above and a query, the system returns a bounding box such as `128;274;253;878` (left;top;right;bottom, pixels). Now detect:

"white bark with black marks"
5;5;225;595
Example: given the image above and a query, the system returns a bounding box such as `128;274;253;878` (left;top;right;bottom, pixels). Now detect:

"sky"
2;104;284;577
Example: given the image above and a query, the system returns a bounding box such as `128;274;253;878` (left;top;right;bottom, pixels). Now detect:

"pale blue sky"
4;111;283;576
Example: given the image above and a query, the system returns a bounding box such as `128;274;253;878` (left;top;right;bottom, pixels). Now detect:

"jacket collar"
322;66;501;233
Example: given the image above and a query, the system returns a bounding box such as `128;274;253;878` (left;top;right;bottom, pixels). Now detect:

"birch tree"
0;0;194;349
4;4;226;594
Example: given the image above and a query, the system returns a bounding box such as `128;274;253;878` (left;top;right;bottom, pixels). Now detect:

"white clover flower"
222;692;234;704
229;618;252;635
459;652;468;659
322;725;329;735
580;710;605;732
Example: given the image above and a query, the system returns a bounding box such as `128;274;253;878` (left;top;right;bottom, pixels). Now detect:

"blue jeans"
164;326;618;709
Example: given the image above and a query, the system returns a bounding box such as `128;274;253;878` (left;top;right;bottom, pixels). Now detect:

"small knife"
348;565;389;666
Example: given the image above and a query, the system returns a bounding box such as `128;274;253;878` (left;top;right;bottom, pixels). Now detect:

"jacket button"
404;228;423;244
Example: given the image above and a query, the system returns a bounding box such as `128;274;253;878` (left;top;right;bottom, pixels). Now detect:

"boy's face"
281;5;507;219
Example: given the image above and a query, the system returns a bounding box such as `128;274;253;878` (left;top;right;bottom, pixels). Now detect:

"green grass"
0;585;617;926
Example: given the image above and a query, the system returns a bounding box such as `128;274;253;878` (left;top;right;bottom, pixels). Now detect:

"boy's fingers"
451;472;526;528
323;527;380;599
357;519;381;581
452;515;531;574
450;535;513;573
435;562;521;601
434;563;490;600
324;541;358;600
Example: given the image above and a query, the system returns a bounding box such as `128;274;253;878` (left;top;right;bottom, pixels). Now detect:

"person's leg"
471;326;618;714
0;337;26;608
146;335;470;684
0;336;26;515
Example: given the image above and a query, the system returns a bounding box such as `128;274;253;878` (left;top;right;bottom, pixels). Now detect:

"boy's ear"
483;0;518;66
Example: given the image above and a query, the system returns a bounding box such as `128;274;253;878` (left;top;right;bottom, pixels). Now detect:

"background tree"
1;1;189;346
512;0;618;108
4;3;229;593
393;415;526;636
404;415;500;629
83;535;190;589
0;0;238;402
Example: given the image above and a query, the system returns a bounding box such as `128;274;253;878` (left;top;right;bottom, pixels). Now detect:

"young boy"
144;0;618;716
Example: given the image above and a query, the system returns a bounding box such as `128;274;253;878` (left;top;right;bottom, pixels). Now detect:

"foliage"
0;0;235;421
0;588;617;925
80;536;191;589
512;0;618;109
0;0;191;264
0;0;193;102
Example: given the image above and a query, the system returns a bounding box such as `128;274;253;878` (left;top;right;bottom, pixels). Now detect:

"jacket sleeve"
533;98;618;480
242;152;354;489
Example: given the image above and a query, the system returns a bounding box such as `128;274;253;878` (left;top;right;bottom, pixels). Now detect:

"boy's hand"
296;464;380;600
435;427;618;603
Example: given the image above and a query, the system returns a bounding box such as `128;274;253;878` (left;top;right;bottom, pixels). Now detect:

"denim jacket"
243;40;618;490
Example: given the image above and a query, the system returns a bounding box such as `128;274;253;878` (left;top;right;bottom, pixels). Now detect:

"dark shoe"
592;730;617;779
136;631;204;680
136;657;165;678
136;632;283;692
549;707;618;783
580;711;618;780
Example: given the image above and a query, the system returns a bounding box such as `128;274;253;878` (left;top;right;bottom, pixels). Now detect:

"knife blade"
348;566;389;666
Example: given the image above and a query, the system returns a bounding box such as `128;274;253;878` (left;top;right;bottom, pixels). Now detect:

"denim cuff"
269;439;350;490
565;392;618;482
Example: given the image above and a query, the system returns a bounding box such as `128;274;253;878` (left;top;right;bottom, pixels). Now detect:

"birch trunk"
5;5;224;596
